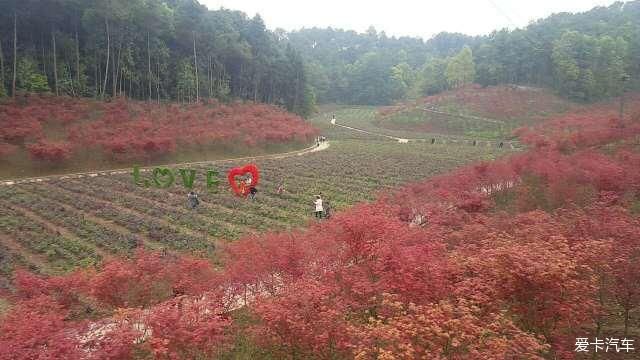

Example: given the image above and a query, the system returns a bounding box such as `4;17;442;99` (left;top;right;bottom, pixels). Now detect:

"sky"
200;0;622;39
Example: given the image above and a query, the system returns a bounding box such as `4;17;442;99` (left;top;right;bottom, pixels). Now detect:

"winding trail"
0;142;330;187
332;121;518;149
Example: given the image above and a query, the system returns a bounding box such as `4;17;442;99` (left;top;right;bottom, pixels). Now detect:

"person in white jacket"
314;195;324;219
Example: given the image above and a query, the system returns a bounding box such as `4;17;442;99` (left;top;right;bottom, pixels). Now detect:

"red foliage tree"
89;250;218;308
0;296;82;360
27;140;74;163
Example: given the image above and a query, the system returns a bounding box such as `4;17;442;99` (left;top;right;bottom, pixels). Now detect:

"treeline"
1;1;638;110
0;0;315;115
287;28;471;104
291;1;639;104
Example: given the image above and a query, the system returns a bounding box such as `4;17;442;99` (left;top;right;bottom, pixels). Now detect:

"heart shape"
152;167;175;188
227;164;260;196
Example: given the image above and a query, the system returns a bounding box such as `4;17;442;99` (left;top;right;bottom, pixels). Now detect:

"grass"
371;85;577;140
0;134;512;274
311;106;464;141
0;141;309;180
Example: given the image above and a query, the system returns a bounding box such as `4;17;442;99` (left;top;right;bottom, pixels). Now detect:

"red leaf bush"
2;95;640;358
0;95;319;164
27;140;73;162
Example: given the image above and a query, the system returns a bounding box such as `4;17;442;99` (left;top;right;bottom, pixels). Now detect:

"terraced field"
311;106;517;147
371;85;577;140
0;135;511;277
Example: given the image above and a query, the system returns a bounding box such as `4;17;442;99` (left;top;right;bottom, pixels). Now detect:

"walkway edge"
1;142;330;186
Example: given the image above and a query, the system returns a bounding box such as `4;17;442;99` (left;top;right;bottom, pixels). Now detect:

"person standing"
314;195;324;219
323;200;332;219
187;191;199;209
240;175;252;196
331;114;336;125
249;186;258;201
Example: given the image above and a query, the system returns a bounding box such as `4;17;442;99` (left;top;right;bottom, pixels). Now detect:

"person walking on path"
314;195;324;219
187;191;199;209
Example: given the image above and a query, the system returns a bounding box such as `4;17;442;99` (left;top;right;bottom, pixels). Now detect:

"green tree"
552;31;598;100
17;57;50;93
446;45;476;88
594;35;628;98
390;62;414;99
417;57;449;95
176;59;196;103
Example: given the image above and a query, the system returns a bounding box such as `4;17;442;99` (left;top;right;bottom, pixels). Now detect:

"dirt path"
2;201;112;260
0;142;331;186
0;233;53;274
333;121;518;149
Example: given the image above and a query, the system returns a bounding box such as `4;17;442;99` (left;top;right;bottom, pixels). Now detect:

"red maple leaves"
0;95;318;163
2;95;640;358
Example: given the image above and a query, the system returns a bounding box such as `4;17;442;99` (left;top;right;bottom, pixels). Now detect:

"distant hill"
376;85;577;139
288;1;639;105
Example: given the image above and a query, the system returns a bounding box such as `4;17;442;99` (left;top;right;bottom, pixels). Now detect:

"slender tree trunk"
156;55;160;103
41;41;46;77
102;18;110;97
95;52;99;97
207;55;211;98
12;11;17;97
113;37;123;98
94;60;97;97
147;32;152;101
0;39;5;92
294;69;301;110
75;30;80;95
52;28;58;96
193;32;199;103
67;63;76;96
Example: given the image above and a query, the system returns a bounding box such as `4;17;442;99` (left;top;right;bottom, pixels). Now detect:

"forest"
0;0;315;116
289;1;639;104
0;1;638;109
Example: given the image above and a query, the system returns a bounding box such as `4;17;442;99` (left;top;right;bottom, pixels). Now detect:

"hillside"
0;134;507;276
0;96;317;179
1;0;640;358
1;95;639;358
375;85;578;139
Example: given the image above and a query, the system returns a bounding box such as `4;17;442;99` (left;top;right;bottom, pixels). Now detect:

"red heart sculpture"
227;164;260;196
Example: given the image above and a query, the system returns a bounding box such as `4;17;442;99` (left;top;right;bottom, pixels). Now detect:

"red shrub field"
376;85;579;138
381;85;577;122
0;95;318;164
2;98;640;359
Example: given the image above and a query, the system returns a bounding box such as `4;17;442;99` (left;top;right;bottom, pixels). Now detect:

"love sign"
227;164;260;196
132;164;259;196
133;166;220;191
